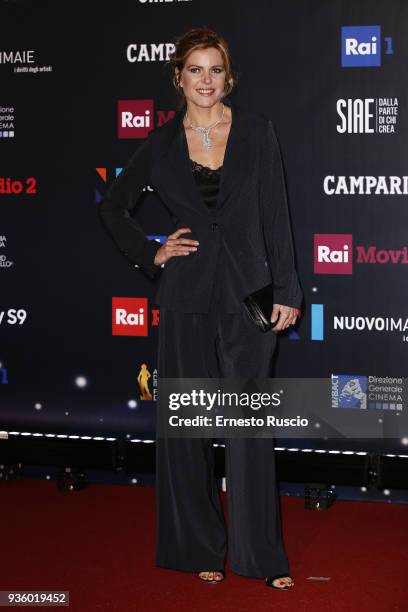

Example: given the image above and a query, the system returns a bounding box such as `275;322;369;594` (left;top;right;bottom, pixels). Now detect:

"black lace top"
190;159;223;208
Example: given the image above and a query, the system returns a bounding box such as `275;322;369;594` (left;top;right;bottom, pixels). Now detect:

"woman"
100;26;302;590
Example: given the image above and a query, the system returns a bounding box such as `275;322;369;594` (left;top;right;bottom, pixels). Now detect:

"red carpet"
1;480;407;611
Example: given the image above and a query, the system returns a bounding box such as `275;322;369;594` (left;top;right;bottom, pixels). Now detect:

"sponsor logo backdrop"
1;0;407;457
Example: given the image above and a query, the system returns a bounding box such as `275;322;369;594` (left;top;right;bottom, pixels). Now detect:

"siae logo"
341;25;394;67
336;98;398;134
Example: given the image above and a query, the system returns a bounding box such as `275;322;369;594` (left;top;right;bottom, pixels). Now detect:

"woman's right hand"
154;227;199;266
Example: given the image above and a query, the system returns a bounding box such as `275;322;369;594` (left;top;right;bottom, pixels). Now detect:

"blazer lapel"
161;99;250;217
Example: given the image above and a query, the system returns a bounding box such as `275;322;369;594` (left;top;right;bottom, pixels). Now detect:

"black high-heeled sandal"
198;570;225;584
265;574;295;589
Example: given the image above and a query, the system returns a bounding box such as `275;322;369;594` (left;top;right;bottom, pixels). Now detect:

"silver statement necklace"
185;102;225;150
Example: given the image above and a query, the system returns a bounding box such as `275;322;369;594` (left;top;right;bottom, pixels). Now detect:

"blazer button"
211;222;218;231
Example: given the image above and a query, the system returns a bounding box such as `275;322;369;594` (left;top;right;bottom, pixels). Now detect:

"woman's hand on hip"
154;228;199;266
270;304;301;332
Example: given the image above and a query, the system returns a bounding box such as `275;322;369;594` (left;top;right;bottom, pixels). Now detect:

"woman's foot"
265;575;295;589
198;570;225;583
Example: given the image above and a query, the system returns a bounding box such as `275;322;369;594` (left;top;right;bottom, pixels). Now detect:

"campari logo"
126;42;175;63
323;175;408;195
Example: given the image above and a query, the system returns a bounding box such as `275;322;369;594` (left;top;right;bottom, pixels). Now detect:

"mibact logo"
331;375;368;409
118;100;154;139
112;297;148;336
314;234;353;274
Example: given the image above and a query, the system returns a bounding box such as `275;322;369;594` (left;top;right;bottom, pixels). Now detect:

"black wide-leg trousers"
155;262;290;578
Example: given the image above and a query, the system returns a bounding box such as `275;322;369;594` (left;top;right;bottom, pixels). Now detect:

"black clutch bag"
243;283;277;332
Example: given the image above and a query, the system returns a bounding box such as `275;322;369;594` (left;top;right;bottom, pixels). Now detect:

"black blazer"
99;99;303;313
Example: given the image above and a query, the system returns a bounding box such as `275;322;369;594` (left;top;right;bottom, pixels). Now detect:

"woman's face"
176;47;226;107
